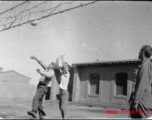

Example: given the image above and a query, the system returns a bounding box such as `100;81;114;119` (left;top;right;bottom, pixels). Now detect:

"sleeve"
41;70;54;78
37;60;48;70
55;58;60;70
134;63;148;104
61;57;69;74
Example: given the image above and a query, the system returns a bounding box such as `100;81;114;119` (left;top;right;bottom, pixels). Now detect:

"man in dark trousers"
27;55;57;119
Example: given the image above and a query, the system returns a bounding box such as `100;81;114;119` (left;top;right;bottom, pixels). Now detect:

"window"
115;72;127;96
89;73;100;95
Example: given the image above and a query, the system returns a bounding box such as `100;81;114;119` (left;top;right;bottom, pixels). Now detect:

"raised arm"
61;54;69;74
30;55;47;70
56;57;60;70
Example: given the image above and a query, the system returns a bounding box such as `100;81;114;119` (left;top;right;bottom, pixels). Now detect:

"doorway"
45;87;51;100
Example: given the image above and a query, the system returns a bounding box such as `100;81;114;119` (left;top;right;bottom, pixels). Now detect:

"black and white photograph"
0;0;152;119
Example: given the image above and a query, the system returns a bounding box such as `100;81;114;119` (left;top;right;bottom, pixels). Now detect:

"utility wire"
0;1;98;32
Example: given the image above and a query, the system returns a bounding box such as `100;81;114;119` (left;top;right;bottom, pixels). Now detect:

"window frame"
114;72;128;98
88;73;100;95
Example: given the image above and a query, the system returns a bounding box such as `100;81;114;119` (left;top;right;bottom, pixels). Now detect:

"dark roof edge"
72;59;141;66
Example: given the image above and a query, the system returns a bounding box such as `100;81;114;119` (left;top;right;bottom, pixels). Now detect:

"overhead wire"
0;1;98;32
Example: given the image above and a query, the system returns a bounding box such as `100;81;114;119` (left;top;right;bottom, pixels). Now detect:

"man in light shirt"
27;55;58;119
56;54;70;119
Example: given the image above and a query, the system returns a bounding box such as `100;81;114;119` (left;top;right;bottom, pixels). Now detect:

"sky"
0;1;152;85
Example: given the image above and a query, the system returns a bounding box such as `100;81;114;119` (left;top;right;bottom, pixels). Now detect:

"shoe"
27;110;37;118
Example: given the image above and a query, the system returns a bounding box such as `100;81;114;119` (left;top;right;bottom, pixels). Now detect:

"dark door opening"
45;87;51;100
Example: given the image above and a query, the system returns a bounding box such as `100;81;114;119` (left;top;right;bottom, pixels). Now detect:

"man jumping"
56;54;70;119
27;55;57;119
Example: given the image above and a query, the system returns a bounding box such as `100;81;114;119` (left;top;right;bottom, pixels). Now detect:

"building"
0;70;31;84
0;70;36;101
71;59;142;109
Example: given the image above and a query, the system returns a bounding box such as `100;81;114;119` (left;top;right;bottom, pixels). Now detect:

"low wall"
0;82;36;101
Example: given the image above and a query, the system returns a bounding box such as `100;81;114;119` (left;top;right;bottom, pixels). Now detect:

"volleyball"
30;20;38;26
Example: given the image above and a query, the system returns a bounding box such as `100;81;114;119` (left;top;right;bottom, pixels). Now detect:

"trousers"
32;82;48;117
59;89;69;119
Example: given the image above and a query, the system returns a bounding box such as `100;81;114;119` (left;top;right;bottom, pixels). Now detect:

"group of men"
25;45;152;119
27;54;70;119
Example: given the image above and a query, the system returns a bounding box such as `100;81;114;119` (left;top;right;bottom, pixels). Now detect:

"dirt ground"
0;98;129;119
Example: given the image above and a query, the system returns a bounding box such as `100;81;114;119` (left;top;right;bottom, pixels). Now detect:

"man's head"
62;62;71;73
138;45;152;61
47;62;58;70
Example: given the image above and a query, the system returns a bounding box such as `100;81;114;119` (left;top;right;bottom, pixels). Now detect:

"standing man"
129;45;152;119
56;54;70;119
27;55;57;119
